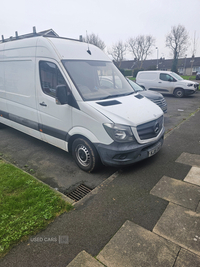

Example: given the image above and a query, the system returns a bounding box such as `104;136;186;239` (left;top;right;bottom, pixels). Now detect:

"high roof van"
136;71;199;98
0;35;165;172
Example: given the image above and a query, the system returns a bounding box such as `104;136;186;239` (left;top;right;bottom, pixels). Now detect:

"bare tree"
82;33;106;50
166;25;189;72
190;31;199;75
108;41;127;68
191;31;198;57
127;35;155;68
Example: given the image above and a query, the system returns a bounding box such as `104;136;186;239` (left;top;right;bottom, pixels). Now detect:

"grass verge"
0;159;73;258
180;75;196;80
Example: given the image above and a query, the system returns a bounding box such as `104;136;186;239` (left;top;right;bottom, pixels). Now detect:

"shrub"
119;69;132;76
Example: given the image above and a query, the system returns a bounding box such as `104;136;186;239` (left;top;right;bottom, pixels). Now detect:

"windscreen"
126;78;144;92
62;60;133;101
171;72;183;80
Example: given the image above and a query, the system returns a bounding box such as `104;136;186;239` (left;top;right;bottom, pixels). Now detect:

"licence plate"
148;142;162;157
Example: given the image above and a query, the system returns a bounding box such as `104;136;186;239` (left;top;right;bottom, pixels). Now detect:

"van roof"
45;37;110;61
0;35;111;62
139;70;172;74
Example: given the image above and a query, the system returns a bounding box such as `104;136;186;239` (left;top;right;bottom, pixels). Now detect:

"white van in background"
0;31;165;172
136;71;199;98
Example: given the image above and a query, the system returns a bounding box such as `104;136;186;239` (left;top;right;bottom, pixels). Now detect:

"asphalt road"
0;91;199;194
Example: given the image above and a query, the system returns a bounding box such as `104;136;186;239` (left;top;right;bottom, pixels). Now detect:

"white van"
0;34;165;172
136;71;199;98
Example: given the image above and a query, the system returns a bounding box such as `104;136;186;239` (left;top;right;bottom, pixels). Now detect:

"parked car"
196;72;200;80
126;78;167;113
136;71;199;98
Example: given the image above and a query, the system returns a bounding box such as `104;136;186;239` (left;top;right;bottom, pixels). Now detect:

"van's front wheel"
72;138;101;172
174;88;184;98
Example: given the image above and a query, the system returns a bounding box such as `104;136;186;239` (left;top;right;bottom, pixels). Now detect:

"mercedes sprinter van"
0;35;165;172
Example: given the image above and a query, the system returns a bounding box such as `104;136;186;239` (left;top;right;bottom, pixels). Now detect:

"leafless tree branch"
108;41;127;67
166;24;189;58
82;33;106;50
127;35;155;67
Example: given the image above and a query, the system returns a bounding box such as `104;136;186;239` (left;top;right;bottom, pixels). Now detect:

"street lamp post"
156;47;159;70
184;54;187;75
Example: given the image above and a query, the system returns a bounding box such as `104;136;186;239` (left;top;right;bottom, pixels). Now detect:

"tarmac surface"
0;101;200;266
0;93;199;194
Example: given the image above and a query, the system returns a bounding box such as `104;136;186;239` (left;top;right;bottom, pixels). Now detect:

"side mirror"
56;85;68;105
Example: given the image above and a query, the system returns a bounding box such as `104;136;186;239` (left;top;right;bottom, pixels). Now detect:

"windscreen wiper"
98;92;134;100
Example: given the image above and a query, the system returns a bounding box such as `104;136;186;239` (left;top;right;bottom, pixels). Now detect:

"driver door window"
160;73;173;82
39;61;66;98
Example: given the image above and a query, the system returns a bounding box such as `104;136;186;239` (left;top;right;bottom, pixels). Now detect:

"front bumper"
184;88;197;96
95;129;165;167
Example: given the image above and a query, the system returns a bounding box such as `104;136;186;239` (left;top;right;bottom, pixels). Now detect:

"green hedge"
119;69;132;76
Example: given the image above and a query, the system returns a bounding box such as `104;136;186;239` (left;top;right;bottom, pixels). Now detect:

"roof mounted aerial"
15;31;18;39
1;35;4;42
33;26;36;34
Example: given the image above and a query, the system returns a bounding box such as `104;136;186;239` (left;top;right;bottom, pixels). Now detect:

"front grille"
137;115;163;140
152;98;167;107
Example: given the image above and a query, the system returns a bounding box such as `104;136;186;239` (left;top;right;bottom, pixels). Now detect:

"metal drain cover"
66;184;92;202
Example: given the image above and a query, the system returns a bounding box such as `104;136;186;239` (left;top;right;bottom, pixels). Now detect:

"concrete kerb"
164;107;200;139
0;152;120;206
73;170;120;207
0;156;75;205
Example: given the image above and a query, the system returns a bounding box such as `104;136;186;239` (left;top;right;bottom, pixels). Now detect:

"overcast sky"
1;0;199;60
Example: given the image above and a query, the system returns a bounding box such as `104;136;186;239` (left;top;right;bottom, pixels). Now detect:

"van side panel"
1;43;41;139
0;45;9;125
139;72;157;81
5;60;36;109
0;61;9;125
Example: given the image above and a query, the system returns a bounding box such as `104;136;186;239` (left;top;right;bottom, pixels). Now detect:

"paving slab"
184;166;200;186
67;250;104;267
176;152;200;167
174;248;200;267
97;220;179;267
153;203;200;256
150;176;200;210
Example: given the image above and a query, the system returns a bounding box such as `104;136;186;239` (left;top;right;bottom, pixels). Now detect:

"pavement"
0;108;200;267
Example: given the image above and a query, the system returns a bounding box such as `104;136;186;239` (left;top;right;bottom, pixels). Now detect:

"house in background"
1;27;59;43
115;57;200;76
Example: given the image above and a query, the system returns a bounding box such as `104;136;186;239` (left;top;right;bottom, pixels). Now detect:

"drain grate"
66;184;92;202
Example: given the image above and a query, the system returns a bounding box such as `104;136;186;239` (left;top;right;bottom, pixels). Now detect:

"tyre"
72;138;101;172
174;88;184;98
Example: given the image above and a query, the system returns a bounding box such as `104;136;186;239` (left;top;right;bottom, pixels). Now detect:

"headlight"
187;83;193;87
103;123;135;142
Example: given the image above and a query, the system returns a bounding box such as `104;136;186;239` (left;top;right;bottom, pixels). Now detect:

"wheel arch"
68;134;86;154
173;87;184;94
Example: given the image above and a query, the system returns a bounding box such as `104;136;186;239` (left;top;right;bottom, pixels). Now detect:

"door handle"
39;102;47;107
158;82;162;83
